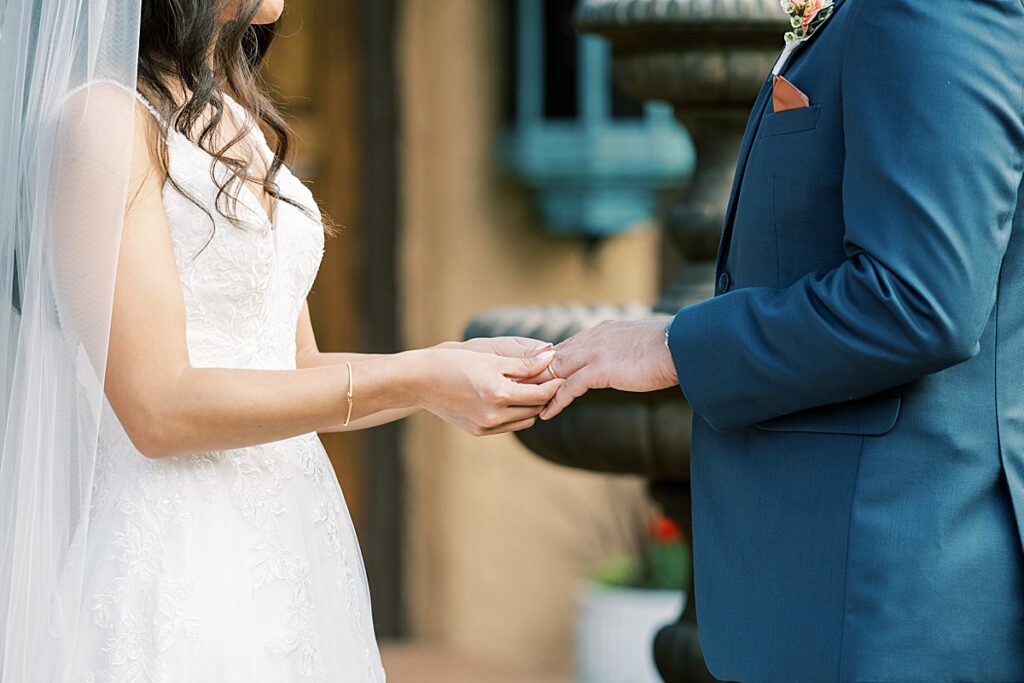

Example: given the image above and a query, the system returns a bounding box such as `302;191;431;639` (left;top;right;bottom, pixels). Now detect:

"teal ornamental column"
503;0;693;238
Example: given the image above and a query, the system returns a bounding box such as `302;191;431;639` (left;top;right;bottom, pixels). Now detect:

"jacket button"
718;271;732;294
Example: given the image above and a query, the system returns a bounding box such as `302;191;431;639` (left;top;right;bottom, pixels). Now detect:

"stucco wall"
399;0;663;674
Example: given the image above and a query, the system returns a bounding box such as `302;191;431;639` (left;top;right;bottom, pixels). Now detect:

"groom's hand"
540;319;678;420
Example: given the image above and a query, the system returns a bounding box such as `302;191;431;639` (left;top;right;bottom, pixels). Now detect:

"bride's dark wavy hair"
138;0;323;251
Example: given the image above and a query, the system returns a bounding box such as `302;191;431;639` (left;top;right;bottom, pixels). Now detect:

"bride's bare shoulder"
50;80;167;224
58;80;165;179
59;79;138;127
54;80;142;160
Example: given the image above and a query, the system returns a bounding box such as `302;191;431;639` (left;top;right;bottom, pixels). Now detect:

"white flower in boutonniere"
782;0;835;44
773;0;836;74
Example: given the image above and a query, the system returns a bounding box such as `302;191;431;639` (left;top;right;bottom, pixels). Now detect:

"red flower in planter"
650;515;682;544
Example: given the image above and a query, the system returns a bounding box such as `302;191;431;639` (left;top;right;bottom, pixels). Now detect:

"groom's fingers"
540;371;592;420
547;343;589;383
514;338;593;387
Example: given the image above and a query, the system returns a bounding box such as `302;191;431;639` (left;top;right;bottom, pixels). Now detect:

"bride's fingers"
516;361;559;385
494;405;545;424
503;378;564;406
481;416;539;436
501;350;556;380
489;336;552;358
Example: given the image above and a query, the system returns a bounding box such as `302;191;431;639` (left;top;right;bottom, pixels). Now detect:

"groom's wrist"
652;318;678;388
664;312;688;392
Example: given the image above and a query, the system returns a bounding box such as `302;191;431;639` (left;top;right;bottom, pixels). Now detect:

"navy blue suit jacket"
667;0;1024;680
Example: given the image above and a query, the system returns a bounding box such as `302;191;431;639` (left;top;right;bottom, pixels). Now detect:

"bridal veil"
0;0;141;679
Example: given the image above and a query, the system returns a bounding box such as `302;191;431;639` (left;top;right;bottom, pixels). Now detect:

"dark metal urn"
467;2;788;680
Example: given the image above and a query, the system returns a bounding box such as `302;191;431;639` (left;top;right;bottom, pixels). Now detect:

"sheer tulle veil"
0;0;141;679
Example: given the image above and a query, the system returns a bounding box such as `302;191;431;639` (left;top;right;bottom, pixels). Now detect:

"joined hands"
530;319;679;420
420;336;562;436
432;320;679;437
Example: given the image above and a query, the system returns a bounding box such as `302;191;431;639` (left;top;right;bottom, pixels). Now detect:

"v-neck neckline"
158;91;278;229
219;93;277;229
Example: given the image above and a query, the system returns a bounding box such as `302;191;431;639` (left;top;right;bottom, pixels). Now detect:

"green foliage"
591;554;642;588
590;540;691;591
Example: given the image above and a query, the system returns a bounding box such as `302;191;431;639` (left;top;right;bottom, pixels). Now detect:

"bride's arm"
104;105;562;458
295;305;556;433
293;303;419;432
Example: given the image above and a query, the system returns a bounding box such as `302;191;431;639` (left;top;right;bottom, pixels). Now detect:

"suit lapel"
714;0;848;280
714;76;773;282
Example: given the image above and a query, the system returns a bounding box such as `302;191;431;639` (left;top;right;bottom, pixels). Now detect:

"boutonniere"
773;0;836;74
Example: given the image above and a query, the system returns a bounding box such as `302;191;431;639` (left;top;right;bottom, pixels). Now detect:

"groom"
540;0;1024;680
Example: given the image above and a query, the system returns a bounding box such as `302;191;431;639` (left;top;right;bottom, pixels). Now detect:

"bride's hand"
436;336;553;359
413;348;562;436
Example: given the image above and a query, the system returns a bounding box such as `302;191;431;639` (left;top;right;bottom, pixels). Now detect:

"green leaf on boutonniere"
781;0;835;46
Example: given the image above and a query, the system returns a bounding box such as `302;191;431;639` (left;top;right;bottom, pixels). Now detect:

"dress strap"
134;91;168;127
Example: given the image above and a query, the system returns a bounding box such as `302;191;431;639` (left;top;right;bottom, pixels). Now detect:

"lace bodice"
144;92;324;370
151;94;323;370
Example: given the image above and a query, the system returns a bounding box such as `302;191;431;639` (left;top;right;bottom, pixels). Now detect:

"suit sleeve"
668;0;1024;432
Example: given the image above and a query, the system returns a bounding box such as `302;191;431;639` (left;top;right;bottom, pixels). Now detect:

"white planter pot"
574;580;686;683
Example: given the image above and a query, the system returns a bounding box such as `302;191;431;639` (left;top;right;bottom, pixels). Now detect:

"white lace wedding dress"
69;91;385;682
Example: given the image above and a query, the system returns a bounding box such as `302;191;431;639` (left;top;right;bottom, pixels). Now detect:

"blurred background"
258;0;760;680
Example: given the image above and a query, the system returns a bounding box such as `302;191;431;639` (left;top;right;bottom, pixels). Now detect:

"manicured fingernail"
537;350;556;362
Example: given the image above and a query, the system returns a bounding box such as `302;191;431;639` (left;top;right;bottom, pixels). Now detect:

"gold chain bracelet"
343;361;355;427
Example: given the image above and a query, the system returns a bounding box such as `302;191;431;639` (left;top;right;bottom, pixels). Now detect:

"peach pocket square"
772;75;810;113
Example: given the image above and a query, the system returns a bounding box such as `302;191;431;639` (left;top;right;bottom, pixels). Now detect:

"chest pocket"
762;105;821;137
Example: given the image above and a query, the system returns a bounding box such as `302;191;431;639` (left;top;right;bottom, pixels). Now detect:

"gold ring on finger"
547;360;562;380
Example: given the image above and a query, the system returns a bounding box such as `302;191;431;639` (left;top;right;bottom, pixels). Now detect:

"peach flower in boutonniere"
782;0;835;45
773;0;836;74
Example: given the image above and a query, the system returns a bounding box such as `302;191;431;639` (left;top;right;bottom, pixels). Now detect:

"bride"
0;0;561;681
